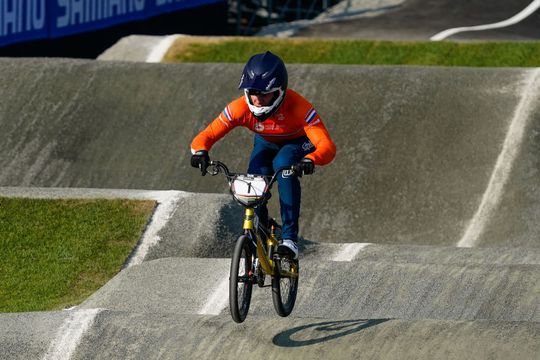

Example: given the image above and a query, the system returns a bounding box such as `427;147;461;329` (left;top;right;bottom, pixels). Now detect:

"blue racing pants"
247;135;314;241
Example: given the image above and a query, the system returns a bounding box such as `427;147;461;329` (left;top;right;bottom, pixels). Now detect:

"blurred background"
0;0;344;58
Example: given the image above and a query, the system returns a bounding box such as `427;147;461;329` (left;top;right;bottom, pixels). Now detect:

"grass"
163;36;540;67
0;197;155;312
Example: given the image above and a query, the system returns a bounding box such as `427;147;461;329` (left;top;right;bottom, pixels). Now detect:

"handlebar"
205;160;305;208
207;160;294;187
206;160;231;177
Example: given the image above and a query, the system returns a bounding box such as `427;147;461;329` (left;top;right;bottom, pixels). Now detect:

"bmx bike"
206;160;299;323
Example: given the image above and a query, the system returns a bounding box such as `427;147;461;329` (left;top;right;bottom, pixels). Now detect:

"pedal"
254;259;265;287
275;249;294;260
256;273;265;287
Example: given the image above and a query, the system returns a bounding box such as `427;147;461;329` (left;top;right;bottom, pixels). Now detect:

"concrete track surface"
293;0;540;40
0;58;539;358
2;58;540;246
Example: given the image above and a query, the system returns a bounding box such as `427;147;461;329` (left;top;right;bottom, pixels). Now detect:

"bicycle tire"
271;256;299;317
229;235;253;323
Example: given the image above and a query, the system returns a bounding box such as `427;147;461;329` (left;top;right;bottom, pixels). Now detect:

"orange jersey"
191;89;336;165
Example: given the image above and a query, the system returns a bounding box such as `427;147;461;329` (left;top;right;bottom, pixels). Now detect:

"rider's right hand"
191;150;210;176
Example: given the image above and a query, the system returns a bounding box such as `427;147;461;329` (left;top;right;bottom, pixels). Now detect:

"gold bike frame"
243;208;277;276
243;208;298;278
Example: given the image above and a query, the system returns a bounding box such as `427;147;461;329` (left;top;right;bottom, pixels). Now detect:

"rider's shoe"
277;239;299;260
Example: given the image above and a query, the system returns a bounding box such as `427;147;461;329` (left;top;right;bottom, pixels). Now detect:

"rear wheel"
229;235;253;323
271;255;299;317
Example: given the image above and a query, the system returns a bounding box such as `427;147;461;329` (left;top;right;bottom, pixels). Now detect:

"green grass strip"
164;37;540;67
0;197;155;312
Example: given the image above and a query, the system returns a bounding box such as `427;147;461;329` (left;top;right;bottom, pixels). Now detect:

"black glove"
293;158;314;177
191;150;210;176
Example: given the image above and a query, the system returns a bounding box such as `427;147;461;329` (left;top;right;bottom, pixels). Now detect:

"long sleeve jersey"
191;89;336;165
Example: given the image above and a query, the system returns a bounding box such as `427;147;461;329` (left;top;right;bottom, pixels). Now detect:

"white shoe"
277;239;299;260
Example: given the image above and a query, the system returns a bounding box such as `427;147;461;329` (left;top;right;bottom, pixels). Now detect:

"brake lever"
206;163;220;176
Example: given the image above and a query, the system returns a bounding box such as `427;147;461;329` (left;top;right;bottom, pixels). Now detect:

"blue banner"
0;0;224;46
0;0;49;46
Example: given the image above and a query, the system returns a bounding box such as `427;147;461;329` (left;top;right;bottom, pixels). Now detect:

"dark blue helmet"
239;51;288;121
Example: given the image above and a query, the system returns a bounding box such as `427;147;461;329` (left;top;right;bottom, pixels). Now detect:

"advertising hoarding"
0;0;224;46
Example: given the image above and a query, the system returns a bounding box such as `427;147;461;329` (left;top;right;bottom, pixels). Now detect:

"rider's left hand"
293;158;314;176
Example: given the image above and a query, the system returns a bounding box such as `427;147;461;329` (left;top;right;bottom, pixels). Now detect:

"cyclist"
190;51;336;259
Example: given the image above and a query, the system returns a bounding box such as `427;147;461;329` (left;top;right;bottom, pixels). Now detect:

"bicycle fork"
243;208;278;276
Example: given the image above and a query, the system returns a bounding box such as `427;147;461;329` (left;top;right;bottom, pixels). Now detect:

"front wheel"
271;255;299;317
229;235;253;323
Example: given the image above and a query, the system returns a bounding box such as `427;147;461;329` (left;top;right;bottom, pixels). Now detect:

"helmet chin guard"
244;88;285;121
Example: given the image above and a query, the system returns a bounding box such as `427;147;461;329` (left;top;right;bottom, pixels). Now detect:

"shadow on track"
272;318;389;347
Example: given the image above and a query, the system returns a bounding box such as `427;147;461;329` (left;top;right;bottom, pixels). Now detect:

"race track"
0;58;539;358
292;0;540;40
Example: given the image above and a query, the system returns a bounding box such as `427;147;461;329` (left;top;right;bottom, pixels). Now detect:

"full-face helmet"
238;51;288;121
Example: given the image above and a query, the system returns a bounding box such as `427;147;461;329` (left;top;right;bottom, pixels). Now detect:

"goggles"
246;88;279;96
